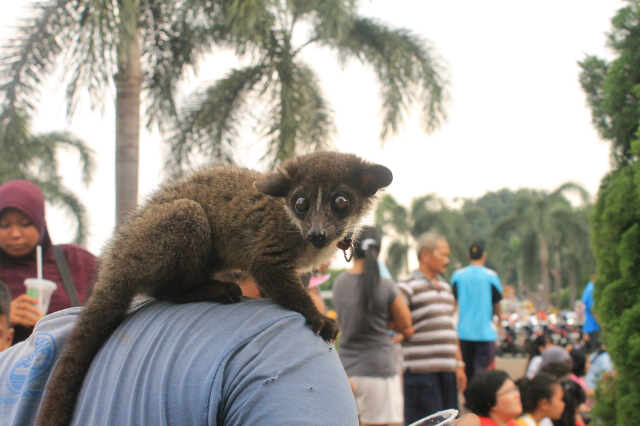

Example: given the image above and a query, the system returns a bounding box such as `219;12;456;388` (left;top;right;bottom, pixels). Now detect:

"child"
515;373;565;426
0;281;14;351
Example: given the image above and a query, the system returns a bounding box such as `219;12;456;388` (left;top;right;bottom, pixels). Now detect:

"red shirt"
479;416;518;426
1;243;97;313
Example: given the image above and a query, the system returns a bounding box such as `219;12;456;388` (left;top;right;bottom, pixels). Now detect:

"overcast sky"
1;1;625;256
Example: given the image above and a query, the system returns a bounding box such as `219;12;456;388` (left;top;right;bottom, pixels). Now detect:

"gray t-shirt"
332;272;399;377
0;299;358;425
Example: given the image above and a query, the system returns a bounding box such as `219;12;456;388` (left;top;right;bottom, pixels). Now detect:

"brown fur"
35;151;392;425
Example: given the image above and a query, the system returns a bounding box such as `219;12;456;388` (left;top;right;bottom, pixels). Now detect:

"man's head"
469;240;486;263
0;281;14;351
416;232;450;278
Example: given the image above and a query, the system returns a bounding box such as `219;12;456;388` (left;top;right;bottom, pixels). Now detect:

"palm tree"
491;183;591;308
1;0;277;225
375;193;466;279
167;1;448;172
548;205;594;306
0;108;94;244
375;194;411;279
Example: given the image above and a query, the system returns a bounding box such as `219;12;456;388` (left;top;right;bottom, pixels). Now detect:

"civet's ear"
254;167;292;197
358;164;393;196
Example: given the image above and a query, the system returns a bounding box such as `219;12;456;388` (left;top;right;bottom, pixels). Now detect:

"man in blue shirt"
581;277;600;353
451;241;503;381
0;298;358;425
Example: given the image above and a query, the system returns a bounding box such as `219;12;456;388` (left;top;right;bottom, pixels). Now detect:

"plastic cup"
408;409;459;426
24;278;57;314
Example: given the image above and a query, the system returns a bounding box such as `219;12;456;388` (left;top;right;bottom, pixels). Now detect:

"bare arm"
493;302;501;322
389;294;414;341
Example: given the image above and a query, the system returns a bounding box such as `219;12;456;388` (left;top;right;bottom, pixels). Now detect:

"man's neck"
419;265;437;281
470;259;484;266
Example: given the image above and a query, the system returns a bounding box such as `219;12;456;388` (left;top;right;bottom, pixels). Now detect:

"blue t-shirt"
451;265;503;341
0;299;358;425
581;281;600;333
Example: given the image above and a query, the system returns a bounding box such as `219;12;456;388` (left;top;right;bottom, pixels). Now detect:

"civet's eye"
293;196;309;216
332;194;350;215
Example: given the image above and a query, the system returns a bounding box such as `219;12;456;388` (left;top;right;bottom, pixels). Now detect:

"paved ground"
387;357;530;424
495;356;528;379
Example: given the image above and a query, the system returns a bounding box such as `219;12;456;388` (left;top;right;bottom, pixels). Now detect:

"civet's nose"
307;230;327;248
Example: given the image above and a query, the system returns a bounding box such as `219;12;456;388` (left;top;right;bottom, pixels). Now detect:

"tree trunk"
568;266;577;307
114;28;142;227
551;251;562;307
538;236;551;309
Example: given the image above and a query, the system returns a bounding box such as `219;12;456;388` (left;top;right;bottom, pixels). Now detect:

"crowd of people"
330;230;614;426
0;178;615;425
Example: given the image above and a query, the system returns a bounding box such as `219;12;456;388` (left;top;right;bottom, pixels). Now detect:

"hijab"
0;179;52;257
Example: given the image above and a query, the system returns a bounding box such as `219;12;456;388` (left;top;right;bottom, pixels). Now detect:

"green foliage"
591;374;617;425
375;193;469;279
590;156;640;425
375;185;593;305
0;108;94;244
584;7;640;419
166;1;448;173
579;3;640;166
317;267;348;310
490;184;593;307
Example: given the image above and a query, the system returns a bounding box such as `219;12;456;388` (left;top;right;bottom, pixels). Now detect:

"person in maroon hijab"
0;179;97;343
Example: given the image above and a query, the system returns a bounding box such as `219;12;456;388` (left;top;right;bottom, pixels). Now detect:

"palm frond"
492;214;528;239
386;240;409;280
166;64;267;176
31;132;95;184
0;107;94;244
1;0;73;111
551;181;592;205
410;194;447;222
292;0;356;42
263;60;334;165
0;0;119;115
141;0;242;129
334;16;448;139
37;180;89;245
375;194;410;235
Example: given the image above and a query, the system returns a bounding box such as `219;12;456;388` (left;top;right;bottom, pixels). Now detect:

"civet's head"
255;152;392;248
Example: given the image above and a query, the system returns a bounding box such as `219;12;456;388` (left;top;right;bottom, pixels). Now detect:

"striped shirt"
398;270;458;373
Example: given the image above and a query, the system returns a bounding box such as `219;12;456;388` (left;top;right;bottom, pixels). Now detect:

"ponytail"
516;373;557;414
352;227;382;313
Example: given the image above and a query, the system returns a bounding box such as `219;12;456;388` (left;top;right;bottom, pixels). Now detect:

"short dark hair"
465;370;511;417
570;348;586;377
516;373;558;413
469;240;485;260
539;360;572;379
0;280;10;319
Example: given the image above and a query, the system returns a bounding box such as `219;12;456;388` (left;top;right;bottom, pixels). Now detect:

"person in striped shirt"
398;232;467;425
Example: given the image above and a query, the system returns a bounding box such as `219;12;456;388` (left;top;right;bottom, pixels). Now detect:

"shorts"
350;374;404;424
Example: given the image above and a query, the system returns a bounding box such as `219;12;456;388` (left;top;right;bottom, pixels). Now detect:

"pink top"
570;373;588;394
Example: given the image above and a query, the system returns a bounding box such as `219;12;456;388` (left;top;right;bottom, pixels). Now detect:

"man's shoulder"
436;277;452;291
451;266;470;279
400;270;425;283
482;266;499;276
144;299;305;333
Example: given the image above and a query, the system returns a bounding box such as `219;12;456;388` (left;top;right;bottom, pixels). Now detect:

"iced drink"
24;278;57;314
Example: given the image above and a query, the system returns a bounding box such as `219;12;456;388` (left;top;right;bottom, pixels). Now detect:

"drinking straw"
37;245;42;279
